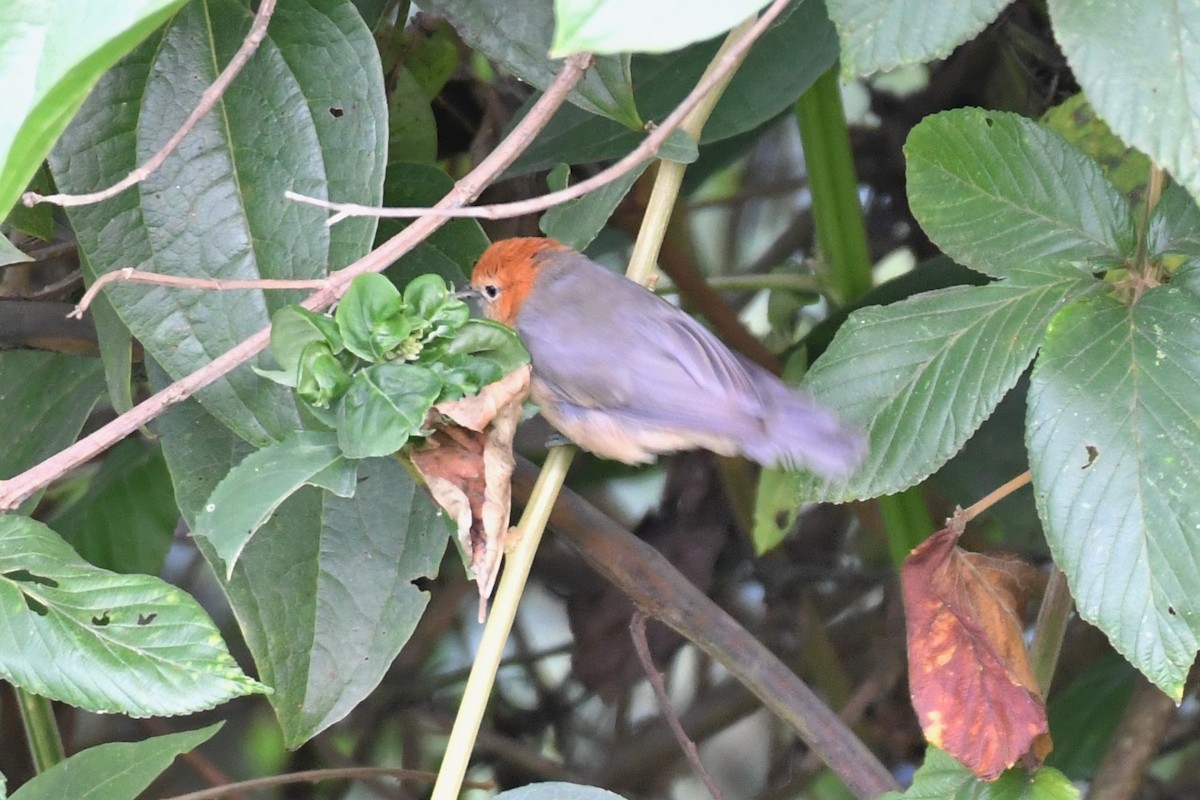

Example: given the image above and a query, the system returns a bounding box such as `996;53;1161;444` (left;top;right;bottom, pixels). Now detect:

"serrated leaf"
0;516;266;716
540;160;650;250
1027;289;1200;699
0;352;105;514
338;363;443;458
880;747;1079;800
508;0;834;175
827;0;1009;76
1147;183;1200;261
50;438;176;576
797;267;1097;502
421;0;640;127
9;724;221;800
1050;0;1200;208
1041;94;1151;198
550;0;771;56
192;431;357;578
155;384;447;745
906;109;1136;279
0;0;189;218
49;0;386;445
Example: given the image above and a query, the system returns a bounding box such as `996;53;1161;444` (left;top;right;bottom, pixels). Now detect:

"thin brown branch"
630;612;727;800
511;457;901;799
24;0;278;209
70;268;329;319
958;470;1032;524
161;766;492;800
0;54;592;512
286;0;792;225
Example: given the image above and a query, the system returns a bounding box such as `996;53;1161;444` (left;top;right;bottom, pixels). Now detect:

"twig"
23;0;278;209
0;54;593;512
70;268;329;318
630;612;727;800
160;766;492;800
1087;674;1177;800
958;470;1032;524
286;0;792;225
510;457;900;798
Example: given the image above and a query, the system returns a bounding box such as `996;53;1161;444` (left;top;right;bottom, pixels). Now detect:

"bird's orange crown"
470;237;569;326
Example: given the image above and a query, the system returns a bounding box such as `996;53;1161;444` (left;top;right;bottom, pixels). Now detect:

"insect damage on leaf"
409;365;531;621
901;527;1051;780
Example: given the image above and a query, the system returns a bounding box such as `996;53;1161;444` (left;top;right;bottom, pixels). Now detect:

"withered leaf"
901;526;1050;780
410;365;530;621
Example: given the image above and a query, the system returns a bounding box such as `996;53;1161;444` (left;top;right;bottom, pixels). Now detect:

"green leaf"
880;747;1079;799
1045;653;1136;780
421;0;641;127
0;233;32;267
0;515;266;715
1147;183;1200;262
752;466;801;554
539;160;651;250
335;272;408;360
1027;288;1200;699
192;431;357;578
507;0;835;175
5;166;55;241
496;784;631;800
797;266;1097;502
89;292;136;415
295;341;353;408
550;0;772;56
827;0;1009;76
0;0;189;219
1041;94;1152;198
270;306;344;374
906;109;1136;280
445;319;531;375
0;352;105;514
403;272;471;343
388;65;437;165
431;356;504;402
377;163;491;287
50;438;176;576
49;0;386;445
155;386;448;745
337;363;443;458
9;724;221;800
1050;0;1200;207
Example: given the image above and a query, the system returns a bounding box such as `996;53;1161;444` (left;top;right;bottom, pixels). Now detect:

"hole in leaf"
329;106;344;118
984;116;994;127
24;597;48;616
3;569;59;589
92;611;111;626
1082;445;1099;469
1168;606;1177;616
412;576;435;592
138;613;158;625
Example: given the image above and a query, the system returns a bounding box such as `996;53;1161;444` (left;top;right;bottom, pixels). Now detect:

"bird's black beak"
453;284;479;300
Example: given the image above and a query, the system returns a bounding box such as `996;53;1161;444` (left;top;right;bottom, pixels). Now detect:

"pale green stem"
16;688;64;772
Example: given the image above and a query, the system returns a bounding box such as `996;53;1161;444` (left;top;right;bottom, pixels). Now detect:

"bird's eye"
483;284;500;299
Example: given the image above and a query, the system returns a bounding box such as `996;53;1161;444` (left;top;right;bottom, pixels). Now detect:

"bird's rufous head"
469;237;570;327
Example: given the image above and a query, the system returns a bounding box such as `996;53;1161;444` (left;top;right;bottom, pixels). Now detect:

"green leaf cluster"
259;272;527;459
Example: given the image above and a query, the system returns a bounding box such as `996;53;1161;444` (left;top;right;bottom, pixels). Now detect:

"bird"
467;237;864;476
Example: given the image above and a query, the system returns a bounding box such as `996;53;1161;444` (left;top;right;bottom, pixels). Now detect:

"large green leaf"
0;0;189;218
827;0;1010;76
420;0;640;127
540;160;650;250
880;748;1078;800
906;109;1136;280
0;352;106;514
1027;288;1200;699
0;515;265;715
551;0;772;56
192;431;357;578
1050;0;1200;206
9;724;221;800
49;0;386;446
796;266;1096;502
507;0;836;175
50;438;177;576
155;385;448;746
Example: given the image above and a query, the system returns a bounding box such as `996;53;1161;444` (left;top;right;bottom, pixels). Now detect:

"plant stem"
16;688;64;773
796;67;933;564
1029;566;1073;696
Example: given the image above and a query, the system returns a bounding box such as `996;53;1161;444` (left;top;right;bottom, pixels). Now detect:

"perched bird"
468;238;864;476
